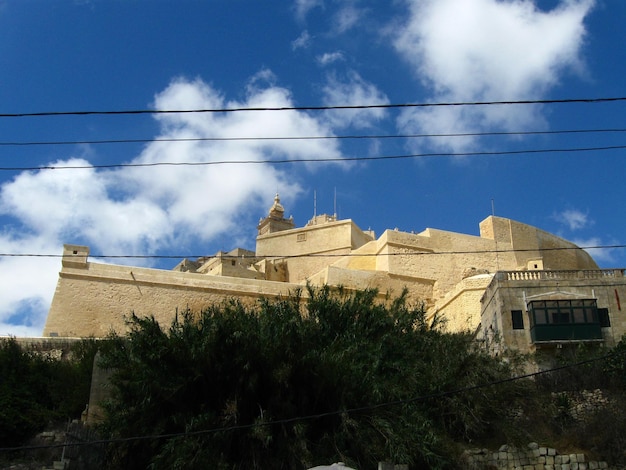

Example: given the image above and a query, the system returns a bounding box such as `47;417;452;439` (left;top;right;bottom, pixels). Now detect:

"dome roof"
269;193;285;218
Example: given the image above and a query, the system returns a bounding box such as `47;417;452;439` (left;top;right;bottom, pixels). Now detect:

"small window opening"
511;310;524;330
598;308;611;327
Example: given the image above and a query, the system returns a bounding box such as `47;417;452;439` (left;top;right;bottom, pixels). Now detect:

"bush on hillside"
98;286;529;469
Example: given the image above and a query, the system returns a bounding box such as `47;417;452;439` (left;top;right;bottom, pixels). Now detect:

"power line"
0;350;619;453
1;127;626;147
1;96;625;119
1;244;624;260
2;143;625;172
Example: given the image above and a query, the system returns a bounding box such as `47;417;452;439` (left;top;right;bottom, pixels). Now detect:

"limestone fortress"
44;195;626;354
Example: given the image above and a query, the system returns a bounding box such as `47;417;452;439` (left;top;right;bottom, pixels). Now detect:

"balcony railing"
502;269;625;281
530;323;603;343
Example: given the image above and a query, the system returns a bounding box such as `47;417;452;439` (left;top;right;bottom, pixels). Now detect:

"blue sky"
0;0;625;336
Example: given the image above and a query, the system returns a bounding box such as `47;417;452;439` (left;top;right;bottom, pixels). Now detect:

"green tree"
99;286;527;469
0;338;99;448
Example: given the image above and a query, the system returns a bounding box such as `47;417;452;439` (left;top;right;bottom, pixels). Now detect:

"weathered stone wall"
462;443;611;469
431;274;494;331
479;270;626;354
256;219;372;283
44;262;307;337
13;337;83;359
44;215;604;338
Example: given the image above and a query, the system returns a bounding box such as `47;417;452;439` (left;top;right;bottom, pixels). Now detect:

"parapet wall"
44;260;306;337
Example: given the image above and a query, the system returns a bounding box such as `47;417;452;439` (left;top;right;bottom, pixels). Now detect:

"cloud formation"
294;0;323;21
0;75;345;336
555;208;591;231
321;71;389;129
292;30;311;50
393;0;595;152
331;4;363;34
572;236;616;265
317;51;344;66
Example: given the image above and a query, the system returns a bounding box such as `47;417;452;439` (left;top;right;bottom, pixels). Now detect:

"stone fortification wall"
479;217;599;272
307;265;435;305
256;219;371;283
45;216;603;338
462;443;611;469
44;261;305;337
376;225;513;301
431;274;494;331
12;337;83;360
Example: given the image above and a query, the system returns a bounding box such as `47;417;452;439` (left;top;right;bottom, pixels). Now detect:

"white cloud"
292;30;312;50
322;71;390;129
317;51;345;66
554;208;591;231
0;74;346;336
294;0;323;21
393;0;595;152
0;235;60;337
572;236;616;265
332;4;363;34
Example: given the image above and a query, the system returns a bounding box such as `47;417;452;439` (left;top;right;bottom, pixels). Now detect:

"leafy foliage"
0;338;99;448
99;286;527;469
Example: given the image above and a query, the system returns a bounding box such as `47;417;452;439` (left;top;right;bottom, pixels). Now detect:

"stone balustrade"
503;269;624;282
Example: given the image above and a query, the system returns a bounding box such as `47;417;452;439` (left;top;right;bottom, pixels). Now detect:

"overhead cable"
1;96;625;119
1;143;625;172
1;127;626;147
1;244;624;260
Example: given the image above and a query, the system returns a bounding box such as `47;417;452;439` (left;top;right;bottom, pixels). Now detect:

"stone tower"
257;193;295;236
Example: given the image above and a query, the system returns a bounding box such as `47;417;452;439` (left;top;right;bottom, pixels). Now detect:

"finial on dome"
269;193;285;218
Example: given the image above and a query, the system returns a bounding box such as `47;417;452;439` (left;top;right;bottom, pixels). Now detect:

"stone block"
540;447;548;455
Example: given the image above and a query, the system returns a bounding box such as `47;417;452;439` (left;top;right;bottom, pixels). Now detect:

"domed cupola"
257;193;295;236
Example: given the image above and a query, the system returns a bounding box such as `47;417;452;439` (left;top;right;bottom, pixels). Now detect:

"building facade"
479;269;626;355
45;195;617;347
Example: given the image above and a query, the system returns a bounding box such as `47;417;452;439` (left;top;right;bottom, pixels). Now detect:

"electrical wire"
1;244;624;260
1;144;625;172
1;96;625;118
1;127;625;147
0;350;620;453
